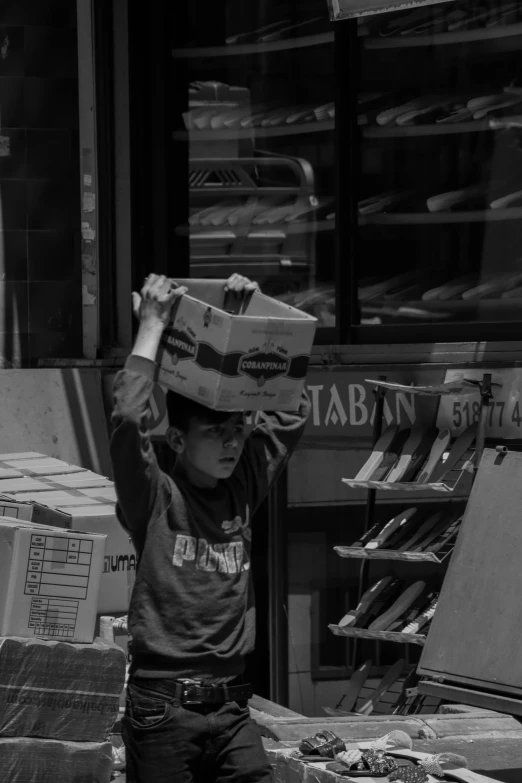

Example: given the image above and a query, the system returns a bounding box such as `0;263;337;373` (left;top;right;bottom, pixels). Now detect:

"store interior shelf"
172;31;334;59
359;208;522;225
329;624;426;646
172;119;334;141
362;120;507;138
363;22;522;51
177;219;335;236
334;544;454;564
361;299;522;317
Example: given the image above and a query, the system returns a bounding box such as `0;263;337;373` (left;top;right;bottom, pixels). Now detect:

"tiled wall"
0;0;82;366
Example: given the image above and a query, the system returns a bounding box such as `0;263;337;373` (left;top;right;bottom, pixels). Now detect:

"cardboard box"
0;737;113;783
0;452;135;614
156;279;317;411
0;636;125;741
0;517;106;643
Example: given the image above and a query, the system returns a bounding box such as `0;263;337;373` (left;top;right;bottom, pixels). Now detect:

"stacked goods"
0;636;125;740
0;738;114;783
0;517;126;782
0;451;134;614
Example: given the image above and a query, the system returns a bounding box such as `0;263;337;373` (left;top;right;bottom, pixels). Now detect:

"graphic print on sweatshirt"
172;505;251;574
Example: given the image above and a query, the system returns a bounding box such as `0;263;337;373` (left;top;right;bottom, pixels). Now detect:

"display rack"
329;373;496;713
181;155;320;282
346;0;522;338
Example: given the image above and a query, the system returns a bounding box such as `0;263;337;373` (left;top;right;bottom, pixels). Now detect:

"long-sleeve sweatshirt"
110;355;310;680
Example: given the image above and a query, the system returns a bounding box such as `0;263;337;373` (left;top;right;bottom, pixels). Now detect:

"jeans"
123;678;274;782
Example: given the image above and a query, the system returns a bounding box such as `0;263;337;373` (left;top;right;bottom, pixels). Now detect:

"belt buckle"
181;679;203;705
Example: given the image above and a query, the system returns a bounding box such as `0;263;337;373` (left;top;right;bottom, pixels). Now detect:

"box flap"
0;452;47;461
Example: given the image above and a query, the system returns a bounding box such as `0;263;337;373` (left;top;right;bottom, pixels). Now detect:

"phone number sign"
437;368;522;439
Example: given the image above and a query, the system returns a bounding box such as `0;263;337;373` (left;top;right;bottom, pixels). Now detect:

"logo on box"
239;352;289;386
162;328;196;365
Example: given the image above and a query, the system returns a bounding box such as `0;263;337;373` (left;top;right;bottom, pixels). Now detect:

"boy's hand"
132;274;188;330
224;273;260;298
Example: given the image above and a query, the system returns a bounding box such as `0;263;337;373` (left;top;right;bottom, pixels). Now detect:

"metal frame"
77;0;100;358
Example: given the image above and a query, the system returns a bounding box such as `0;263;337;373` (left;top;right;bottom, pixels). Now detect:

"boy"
110;273;311;782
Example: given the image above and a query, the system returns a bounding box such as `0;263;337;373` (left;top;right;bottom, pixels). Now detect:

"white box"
157;279;317;411
0;452;135;614
0;518;106;643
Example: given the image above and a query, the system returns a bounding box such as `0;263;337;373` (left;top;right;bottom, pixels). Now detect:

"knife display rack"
329;624;427;647
330;374;496;714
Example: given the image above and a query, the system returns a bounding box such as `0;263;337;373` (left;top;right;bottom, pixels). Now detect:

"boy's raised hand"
224;273;260;298
132;274;188;330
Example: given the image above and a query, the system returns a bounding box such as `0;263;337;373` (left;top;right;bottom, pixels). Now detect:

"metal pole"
77;0;100;358
348;377;386;685
475;373;492;473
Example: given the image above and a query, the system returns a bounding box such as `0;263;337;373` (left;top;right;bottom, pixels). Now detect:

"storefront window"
345;2;522;340
171;1;336;330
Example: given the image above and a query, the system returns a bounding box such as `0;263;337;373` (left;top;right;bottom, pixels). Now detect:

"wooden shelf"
172;119;334;141
359;208;522;225
362;120;498;138
177;219;335;236
363;22;522;51
172;31;334;59
329;624;426;646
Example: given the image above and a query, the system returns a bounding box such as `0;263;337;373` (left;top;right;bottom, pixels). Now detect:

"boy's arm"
110;274;187;532
237;390;311;512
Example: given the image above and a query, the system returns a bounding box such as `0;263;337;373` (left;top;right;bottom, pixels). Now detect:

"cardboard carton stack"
0;452;129;782
0;452;135;614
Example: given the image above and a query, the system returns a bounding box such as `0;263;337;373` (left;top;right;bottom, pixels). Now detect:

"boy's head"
165;390;247;485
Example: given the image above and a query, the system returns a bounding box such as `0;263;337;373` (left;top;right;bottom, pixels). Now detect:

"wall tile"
0;231;27;280
0;78;25;125
24;77;78;128
0;281;28;333
0;331;29;367
0;27;25;77
29;329;81;360
26;129;75;178
28;279;80;334
0;129;26;178
0;3;81;364
27;230;77;281
0;180;27;229
24;26;78;79
0;0;77;28
27;177;79;231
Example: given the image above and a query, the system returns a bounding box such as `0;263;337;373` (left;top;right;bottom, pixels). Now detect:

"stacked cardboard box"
0;451;135;613
0;516;126;782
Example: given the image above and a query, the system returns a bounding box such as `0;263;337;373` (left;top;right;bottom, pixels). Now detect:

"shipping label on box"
156;280;317;411
0;518;106;643
0;452;134;614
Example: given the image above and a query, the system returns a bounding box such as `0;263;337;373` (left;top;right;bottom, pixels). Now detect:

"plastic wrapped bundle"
0;738;113;783
0;636;126;741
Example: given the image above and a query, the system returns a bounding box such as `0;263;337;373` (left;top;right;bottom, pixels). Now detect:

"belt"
134;677;253;706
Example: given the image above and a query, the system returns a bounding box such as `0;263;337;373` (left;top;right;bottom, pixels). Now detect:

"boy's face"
168;413;247;485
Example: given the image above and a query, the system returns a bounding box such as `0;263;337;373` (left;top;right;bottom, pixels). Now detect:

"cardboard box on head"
156;279;317;411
